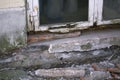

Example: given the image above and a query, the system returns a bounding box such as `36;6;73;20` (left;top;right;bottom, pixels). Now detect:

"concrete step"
28;28;120;53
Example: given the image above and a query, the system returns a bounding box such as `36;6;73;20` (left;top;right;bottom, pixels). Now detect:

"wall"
0;0;26;52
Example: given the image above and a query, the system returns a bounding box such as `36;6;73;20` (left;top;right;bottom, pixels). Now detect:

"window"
27;0;120;31
40;0;88;25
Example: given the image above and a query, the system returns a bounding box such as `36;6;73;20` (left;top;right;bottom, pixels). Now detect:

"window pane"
103;0;120;20
39;0;88;25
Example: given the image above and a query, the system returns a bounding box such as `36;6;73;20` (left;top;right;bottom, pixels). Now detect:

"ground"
0;28;120;80
0;45;120;80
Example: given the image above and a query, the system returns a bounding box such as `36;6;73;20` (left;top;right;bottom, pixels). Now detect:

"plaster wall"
0;0;24;9
0;0;26;52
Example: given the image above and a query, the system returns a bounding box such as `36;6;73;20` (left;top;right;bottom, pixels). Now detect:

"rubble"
0;46;119;80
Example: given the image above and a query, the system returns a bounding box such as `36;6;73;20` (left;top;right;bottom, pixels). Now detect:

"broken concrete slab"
48;29;120;53
0;46;119;69
0;47;120;80
28;28;120;53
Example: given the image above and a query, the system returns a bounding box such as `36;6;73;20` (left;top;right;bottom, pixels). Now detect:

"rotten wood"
28;31;81;43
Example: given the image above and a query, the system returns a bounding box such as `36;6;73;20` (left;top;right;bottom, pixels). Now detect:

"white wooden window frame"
27;0;95;31
97;0;120;25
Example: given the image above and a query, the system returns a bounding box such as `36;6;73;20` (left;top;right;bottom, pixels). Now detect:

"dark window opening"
103;0;120;20
39;0;88;25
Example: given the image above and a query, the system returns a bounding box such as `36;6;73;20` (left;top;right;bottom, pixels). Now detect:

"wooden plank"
28;31;81;43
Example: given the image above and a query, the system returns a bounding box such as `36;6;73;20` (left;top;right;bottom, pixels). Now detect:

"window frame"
27;0;95;31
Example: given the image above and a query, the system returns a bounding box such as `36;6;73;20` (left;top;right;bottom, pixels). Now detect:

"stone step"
28;28;120;53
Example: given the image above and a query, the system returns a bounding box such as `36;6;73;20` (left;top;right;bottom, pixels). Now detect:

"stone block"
35;68;85;77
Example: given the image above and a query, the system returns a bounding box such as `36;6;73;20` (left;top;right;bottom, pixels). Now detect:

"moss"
0;35;12;52
15;35;25;46
110;37;120;45
0;70;28;80
0;34;25;52
81;43;92;50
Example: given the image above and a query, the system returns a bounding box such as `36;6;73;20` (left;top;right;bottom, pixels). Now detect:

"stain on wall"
0;0;26;52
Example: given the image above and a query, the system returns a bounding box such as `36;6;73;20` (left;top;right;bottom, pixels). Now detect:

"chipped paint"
27;0;94;32
27;0;120;32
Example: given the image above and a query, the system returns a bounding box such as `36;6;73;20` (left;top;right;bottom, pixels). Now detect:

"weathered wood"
35;68;85;77
28;31;81;43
